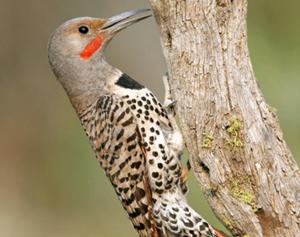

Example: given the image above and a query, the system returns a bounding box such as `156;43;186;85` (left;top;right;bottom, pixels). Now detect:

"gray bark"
148;0;300;236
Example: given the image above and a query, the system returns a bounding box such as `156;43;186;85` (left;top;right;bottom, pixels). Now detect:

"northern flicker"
48;9;229;237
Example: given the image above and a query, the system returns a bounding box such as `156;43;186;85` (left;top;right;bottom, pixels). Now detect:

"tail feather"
153;192;217;237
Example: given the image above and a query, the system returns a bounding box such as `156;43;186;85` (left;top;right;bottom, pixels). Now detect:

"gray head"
48;9;151;110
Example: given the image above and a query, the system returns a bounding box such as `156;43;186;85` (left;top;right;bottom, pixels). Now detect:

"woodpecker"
48;9;229;237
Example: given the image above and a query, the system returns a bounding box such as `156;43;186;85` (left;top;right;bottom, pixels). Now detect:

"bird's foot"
164;99;177;115
162;72;178;117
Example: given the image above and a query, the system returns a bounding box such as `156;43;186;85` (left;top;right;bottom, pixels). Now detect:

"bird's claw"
164;99;177;114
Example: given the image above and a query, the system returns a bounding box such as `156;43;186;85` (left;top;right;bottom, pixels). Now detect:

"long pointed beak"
101;9;152;33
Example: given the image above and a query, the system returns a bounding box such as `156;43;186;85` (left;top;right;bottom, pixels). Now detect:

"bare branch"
148;1;300;236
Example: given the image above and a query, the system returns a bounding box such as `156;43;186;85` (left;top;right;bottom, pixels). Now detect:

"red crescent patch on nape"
80;34;104;60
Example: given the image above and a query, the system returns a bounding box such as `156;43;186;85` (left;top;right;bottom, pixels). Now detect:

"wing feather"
80;95;160;237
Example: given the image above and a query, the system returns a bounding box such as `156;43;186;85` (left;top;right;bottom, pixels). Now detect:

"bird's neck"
67;57;122;115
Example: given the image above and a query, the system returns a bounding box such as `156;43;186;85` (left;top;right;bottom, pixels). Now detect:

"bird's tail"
153;191;217;237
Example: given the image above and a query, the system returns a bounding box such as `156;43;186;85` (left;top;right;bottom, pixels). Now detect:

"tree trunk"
147;0;300;236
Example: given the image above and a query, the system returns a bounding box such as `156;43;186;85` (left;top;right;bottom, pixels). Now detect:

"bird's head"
48;9;151;103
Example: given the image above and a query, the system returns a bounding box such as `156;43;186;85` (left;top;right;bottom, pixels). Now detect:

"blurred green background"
0;0;299;236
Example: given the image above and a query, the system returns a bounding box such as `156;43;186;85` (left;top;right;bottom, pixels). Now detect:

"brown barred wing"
80;95;159;237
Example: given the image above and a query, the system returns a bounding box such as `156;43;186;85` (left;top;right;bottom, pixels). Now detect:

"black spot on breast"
149;159;154;165
165;184;172;190
116;74;144;89
152;98;158;105
149;136;155;142
155;181;163;187
152;172;159;178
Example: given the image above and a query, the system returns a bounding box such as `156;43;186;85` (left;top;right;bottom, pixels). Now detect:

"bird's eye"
78;26;89;34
